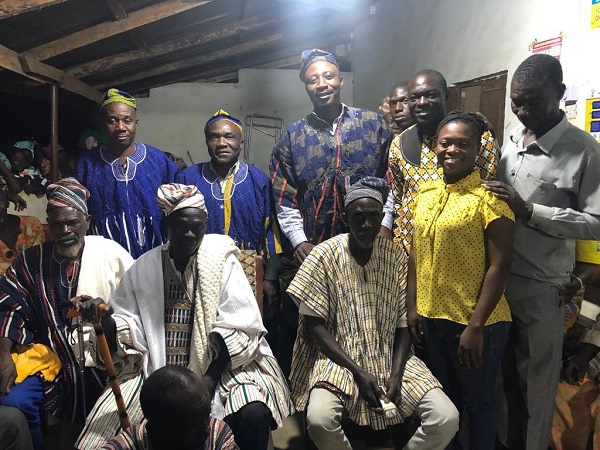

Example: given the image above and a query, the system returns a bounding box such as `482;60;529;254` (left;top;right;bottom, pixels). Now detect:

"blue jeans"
423;318;510;450
1;376;44;450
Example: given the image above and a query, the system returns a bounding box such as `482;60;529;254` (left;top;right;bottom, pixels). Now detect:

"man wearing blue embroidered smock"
177;110;284;320
484;54;600;449
76;88;178;259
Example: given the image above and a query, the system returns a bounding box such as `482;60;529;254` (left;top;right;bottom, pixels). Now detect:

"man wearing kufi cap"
270;48;392;375
271;49;392;260
76;88;179;259
178;110;286;335
77;183;292;450
287;177;458;449
0;178;133;449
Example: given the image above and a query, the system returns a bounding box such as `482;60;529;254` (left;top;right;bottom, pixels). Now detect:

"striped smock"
287;234;440;430
162;248;195;366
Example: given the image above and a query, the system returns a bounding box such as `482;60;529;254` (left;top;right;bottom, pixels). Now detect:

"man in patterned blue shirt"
269;49;391;375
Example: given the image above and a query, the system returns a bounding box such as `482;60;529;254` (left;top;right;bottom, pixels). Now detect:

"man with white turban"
76;183;292;450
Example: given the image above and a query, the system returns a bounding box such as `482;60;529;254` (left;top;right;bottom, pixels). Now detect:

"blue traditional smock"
270;106;389;245
177;161;284;257
76;143;178;258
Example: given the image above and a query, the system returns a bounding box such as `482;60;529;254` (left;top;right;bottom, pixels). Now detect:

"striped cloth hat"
46;177;90;215
299;49;339;81
204;109;243;133
99;88;137;110
345;177;390;207
157;183;207;216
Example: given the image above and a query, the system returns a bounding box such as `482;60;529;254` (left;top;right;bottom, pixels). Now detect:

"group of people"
0;47;598;450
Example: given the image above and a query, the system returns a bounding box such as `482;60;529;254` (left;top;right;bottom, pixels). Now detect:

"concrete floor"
271;412;398;450
272;412;306;450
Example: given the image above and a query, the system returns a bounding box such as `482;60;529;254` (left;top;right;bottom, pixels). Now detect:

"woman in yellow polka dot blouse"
406;111;515;449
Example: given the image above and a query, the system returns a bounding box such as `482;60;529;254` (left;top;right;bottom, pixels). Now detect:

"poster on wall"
585;98;600;142
593;0;600;29
530;36;563;59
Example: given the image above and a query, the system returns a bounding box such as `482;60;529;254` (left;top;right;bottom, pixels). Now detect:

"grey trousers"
0;406;34;450
306;387;459;449
496;279;564;450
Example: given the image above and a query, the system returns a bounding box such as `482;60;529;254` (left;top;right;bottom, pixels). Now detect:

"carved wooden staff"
67;304;131;431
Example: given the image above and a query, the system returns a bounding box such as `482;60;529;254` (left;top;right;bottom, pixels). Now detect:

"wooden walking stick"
67;304;131;431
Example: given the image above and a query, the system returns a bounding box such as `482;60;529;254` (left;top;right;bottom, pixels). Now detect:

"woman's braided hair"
436;110;486;142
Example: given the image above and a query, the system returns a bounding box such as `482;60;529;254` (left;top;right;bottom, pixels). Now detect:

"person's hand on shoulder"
482;181;532;219
378;226;392;240
294;242;315;265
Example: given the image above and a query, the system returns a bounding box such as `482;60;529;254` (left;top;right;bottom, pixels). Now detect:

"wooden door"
448;72;508;145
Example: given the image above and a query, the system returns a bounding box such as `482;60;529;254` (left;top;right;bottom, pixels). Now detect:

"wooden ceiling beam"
0;43;102;102
66;11;290;79
23;0;214;61
95;32;285;89
105;0;127;20
0;0;68;19
0;43;45;84
104;0;150;51
126;32;353;93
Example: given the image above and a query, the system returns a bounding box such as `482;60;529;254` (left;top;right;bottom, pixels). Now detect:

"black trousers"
0;406;34;450
224;401;272;450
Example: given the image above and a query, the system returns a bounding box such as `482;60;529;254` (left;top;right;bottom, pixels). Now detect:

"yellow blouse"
413;171;514;325
575;240;600;265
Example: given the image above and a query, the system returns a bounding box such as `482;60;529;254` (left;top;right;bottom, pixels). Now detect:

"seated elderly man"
0;178;134;449
288;177;459;449
77;184;292;450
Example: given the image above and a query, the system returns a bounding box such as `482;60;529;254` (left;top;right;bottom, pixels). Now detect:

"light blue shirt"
497;113;600;285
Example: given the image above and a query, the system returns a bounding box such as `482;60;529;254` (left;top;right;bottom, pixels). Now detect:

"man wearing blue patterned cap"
177;110;285;325
271;50;392;261
76;88;179;259
269;49;392;375
288;177;458;449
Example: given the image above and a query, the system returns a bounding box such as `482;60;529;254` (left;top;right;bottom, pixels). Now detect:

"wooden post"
50;84;59;183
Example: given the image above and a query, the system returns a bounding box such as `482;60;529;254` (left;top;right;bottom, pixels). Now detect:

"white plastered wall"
352;0;600;136
135;68;354;173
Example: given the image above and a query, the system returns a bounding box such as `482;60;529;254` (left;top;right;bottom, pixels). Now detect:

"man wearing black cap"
177;110;285;327
287;177;458;449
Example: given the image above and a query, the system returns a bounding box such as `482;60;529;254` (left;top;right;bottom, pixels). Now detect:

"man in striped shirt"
77;184;292;450
287;177;458;449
